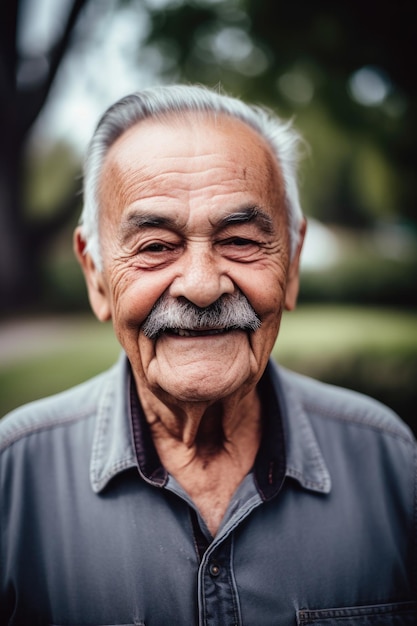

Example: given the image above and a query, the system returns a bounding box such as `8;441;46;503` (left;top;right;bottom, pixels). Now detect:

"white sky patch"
301;218;340;269
349;66;391;107
18;0;73;54
24;1;154;153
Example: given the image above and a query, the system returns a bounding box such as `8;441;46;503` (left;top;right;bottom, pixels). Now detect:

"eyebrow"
120;212;182;242
120;205;275;241
214;206;275;235
123;213;180;229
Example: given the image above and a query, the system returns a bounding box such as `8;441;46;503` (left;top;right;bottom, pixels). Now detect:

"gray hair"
80;84;305;270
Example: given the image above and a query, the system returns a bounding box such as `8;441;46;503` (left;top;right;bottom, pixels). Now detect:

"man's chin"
149;347;254;403
156;376;247;405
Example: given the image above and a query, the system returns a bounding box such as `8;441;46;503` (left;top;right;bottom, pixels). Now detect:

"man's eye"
226;237;257;247
218;236;261;262
141;242;170;253
134;240;182;268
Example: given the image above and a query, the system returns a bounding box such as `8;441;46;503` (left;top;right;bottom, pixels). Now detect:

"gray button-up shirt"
1;355;416;625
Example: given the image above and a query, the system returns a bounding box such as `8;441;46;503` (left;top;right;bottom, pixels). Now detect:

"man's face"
78;113;303;405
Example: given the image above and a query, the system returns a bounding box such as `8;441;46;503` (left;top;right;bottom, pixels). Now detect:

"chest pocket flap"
297;601;417;625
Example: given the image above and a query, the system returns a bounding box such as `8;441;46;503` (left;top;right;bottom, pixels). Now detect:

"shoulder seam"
304;399;414;445
0;408;95;453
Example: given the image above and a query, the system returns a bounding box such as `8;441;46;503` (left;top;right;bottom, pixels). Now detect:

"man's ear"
285;218;307;311
73;227;111;322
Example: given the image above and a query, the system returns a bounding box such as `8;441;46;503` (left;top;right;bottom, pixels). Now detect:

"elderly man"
1;85;416;625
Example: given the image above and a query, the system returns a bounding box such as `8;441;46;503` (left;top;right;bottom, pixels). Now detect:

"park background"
0;0;416;433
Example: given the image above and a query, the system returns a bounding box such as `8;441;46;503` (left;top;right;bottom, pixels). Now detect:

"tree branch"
18;0;89;139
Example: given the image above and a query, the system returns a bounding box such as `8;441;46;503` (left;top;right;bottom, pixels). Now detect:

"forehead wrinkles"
98;113;286;223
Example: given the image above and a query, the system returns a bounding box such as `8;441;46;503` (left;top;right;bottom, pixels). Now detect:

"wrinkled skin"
75;112;305;534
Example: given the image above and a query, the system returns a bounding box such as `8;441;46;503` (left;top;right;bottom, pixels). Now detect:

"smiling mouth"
166;327;234;337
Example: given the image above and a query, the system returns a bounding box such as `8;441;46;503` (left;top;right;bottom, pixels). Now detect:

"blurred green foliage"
24;141;81;220
299;257;417;307
143;0;417;225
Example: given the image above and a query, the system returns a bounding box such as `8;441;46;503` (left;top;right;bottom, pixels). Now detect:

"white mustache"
142;291;261;339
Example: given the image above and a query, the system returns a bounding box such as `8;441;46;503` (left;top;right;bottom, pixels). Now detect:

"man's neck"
135;379;262;535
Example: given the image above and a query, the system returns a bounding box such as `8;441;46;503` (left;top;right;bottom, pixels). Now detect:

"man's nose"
169;243;235;308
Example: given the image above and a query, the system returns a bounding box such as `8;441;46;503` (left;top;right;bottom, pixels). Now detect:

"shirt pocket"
297;601;417;625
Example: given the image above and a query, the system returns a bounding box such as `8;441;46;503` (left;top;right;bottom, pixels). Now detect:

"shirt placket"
128;360;288;625
198;535;241;626
195;486;264;626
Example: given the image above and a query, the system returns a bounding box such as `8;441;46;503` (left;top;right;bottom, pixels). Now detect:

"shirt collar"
90;355;331;496
269;360;332;494
89;354;137;493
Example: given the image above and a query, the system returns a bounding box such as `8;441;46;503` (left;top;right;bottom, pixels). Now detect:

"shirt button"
209;563;220;576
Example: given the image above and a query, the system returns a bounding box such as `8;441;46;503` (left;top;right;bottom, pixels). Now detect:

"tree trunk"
0;147;42;313
0;0;89;315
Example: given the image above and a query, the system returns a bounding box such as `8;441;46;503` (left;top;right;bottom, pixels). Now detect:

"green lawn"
1;305;416;431
275;305;417;360
0;318;120;416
